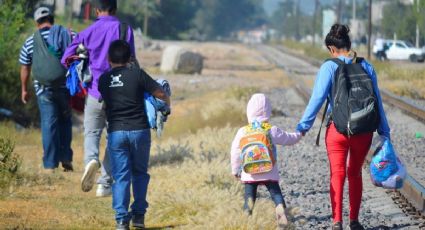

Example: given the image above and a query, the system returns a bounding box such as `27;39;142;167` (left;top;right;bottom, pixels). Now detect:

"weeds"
278;40;425;99
0;137;20;193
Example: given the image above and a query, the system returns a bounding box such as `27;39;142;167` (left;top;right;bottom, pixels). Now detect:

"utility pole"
337;0;342;23
416;0;420;48
312;0;319;46
367;0;372;59
143;0;149;37
294;0;300;40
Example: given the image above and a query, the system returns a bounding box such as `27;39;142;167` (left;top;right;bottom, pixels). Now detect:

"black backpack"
32;30;67;86
119;22;140;69
316;57;380;145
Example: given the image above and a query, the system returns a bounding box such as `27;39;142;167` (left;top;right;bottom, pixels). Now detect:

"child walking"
98;40;170;230
230;93;302;227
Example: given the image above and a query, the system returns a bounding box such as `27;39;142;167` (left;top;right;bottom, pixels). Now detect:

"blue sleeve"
296;61;335;133
361;61;391;139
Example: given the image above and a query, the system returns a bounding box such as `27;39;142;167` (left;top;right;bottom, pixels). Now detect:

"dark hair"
36;15;54;25
94;0;117;13
108;40;131;64
325;24;351;50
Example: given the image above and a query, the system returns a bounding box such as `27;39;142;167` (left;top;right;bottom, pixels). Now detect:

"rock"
160;45;203;74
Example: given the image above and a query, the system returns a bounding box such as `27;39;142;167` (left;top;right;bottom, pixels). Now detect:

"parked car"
373;40;425;62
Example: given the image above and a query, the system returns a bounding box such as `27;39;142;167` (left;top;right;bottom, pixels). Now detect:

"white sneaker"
96;184;112;197
81;159;100;192
275;204;288;227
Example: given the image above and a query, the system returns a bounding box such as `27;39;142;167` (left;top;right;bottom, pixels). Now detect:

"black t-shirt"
98;66;160;132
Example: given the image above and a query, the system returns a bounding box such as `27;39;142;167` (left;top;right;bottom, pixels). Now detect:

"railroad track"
256;44;425;229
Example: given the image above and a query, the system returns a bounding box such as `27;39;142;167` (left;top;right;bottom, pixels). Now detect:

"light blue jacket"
296;56;391;139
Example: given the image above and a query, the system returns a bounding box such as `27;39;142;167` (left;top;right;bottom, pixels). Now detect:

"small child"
230;93;302;227
98;40;170;230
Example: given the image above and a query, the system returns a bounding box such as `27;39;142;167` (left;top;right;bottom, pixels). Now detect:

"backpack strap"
315;99;329;146
325;58;345;66
119;22;128;41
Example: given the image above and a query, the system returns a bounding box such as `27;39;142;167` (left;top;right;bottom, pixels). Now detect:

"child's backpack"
239;121;275;174
370;139;406;189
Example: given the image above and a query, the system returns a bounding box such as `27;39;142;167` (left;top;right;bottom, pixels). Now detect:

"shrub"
0;0;40;126
0;137;21;191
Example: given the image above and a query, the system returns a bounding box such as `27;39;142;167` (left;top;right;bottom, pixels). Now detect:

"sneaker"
81;159;100;192
96;184;112;197
116;220;129;230
275;203;288;227
132;214;145;229
332;222;343;230
62;162;74;172
349;220;365;230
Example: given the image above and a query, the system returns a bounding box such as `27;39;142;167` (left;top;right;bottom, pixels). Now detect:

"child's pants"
243;181;286;211
325;123;373;223
108;129;151;223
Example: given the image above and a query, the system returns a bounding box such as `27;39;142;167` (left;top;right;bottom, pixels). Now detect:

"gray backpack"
32;30;67;86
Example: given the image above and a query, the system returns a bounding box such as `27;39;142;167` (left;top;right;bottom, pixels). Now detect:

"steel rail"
257;44;425;227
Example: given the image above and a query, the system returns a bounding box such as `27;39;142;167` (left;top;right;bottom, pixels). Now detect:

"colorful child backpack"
239;121;275;174
370;139;406;189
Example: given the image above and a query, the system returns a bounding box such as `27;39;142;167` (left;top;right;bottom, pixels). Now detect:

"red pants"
325;123;373;223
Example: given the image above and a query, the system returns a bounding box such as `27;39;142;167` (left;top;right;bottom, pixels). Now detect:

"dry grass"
0;42;298;229
278;40;425;99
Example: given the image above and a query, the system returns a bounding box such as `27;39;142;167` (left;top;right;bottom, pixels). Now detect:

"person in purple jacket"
61;0;136;197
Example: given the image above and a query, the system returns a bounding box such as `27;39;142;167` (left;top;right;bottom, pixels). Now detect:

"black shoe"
332;222;343;230
349;220;365;230
132;214;145;229
61;162;74;172
116;221;129;230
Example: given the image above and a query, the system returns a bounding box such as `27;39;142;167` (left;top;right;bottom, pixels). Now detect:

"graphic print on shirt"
109;74;124;87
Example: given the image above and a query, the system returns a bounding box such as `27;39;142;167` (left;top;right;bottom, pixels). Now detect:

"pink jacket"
230;94;301;182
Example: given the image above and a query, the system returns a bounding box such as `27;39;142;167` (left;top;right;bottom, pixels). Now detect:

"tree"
148;0;201;40
381;1;418;43
270;0;317;40
0;0;39;126
117;0;161;36
191;0;266;40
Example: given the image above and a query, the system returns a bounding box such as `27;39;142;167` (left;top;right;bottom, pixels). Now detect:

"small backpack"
239;121;275;174
32;30;67;86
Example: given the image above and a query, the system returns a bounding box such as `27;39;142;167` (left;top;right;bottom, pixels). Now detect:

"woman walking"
296;24;391;230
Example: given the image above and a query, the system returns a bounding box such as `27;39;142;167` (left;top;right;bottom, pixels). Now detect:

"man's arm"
61;33;82;67
20;65;31;104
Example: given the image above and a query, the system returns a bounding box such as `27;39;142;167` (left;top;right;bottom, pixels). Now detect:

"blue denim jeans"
84;95;112;186
243;181;286;210
108;129;151;222
36;87;73;169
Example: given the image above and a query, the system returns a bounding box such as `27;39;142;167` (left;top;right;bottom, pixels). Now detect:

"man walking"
61;0;136;196
19;7;74;173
